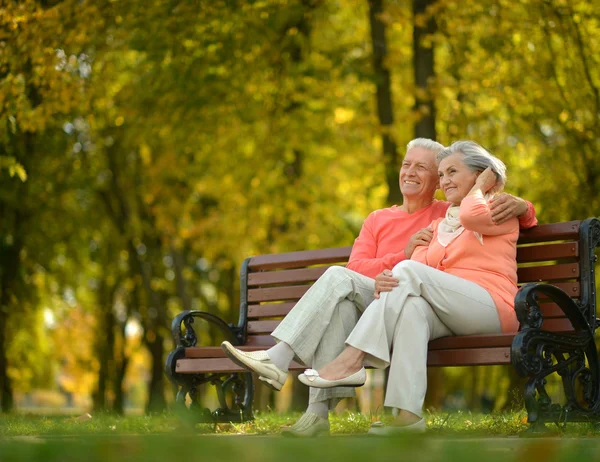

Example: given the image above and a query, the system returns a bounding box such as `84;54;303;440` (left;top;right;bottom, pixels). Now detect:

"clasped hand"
374;269;398;299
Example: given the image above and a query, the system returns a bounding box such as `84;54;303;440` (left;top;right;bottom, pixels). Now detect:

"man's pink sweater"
347;201;450;278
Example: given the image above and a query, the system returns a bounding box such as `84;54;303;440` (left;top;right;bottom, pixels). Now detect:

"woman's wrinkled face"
438;153;479;205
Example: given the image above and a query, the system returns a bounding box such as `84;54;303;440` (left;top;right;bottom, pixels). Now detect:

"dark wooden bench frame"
165;218;600;430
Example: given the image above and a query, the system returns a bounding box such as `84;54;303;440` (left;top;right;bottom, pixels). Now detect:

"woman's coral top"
411;191;524;333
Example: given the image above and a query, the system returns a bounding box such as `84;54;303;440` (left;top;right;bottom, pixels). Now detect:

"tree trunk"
413;0;437;140
112;350;128;415
145;331;167;413
368;0;401;206
0;211;23;413
0;309;13;413
93;280;117;412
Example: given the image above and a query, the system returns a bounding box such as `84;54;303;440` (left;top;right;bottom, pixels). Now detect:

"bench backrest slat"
516;220;580;243
248;247;352;271
246;314;576;336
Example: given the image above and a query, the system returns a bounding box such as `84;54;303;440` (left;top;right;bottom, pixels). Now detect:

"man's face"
399;147;439;200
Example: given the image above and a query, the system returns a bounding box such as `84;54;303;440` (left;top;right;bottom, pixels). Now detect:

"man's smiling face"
399;147;439;200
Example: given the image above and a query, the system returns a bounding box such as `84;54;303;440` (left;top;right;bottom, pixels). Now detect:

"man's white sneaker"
221;341;288;391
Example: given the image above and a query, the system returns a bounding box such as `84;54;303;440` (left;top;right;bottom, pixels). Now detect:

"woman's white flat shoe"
367;418;426;435
298;367;366;388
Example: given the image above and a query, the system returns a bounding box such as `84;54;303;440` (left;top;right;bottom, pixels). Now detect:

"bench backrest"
238;220;596;346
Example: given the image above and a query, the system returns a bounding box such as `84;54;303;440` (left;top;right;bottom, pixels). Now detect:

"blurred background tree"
0;0;598;414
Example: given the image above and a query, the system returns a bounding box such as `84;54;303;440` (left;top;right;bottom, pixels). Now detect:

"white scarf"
437;205;484;247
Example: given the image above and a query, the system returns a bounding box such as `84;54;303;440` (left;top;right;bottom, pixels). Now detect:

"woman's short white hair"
437;141;507;193
406;138;445;156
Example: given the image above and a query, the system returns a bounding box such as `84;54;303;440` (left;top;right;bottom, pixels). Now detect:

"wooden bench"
165;218;600;430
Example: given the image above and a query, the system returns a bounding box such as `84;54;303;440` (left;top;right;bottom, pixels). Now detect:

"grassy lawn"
0;410;597;437
1;412;600;462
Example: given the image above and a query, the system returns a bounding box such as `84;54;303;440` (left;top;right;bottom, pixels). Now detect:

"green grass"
0;410;599;437
1;412;600;462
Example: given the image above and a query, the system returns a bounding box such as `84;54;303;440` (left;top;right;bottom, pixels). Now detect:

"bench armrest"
515;282;592;332
171;310;243;348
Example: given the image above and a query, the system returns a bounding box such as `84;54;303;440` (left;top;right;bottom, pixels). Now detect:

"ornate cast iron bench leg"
512;283;600;432
165;311;254;423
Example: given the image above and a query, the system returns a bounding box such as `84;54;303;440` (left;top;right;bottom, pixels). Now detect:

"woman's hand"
374;269;399;299
405;227;433;258
474;167;497;194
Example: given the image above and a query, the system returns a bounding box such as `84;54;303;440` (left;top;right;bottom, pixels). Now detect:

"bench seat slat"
427;347;511;366
176;358;306;374
177;347;515;372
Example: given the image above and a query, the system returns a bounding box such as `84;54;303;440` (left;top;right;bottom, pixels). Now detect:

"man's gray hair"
437;140;507;192
406;138;445;156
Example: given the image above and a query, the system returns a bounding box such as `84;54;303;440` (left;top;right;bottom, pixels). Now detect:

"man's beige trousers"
271;266;375;404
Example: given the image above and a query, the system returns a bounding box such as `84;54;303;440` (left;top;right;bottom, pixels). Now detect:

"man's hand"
405;227;433;258
374;269;399;299
489;193;528;224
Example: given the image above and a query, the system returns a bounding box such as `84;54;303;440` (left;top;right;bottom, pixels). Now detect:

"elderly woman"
222;139;535;437
298;141;521;434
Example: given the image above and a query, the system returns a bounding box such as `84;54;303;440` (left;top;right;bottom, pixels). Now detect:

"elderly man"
222;138;536;436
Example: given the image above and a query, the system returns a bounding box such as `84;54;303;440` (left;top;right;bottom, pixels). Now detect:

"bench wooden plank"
517;263;579;282
248;267;330;287
246;260;580;290
427;347;511;366
245;335;277;347
248;285;310;302
246;315;575;337
517;221;580;244
248;282;580;303
516;242;578;262
177;348;510;371
246;301;576;320
248;320;281;334
248;302;296;318
183;336;517;359
248;247;353;271
176;358;306;374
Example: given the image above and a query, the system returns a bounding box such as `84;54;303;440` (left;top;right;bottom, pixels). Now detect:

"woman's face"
438;153;480;205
